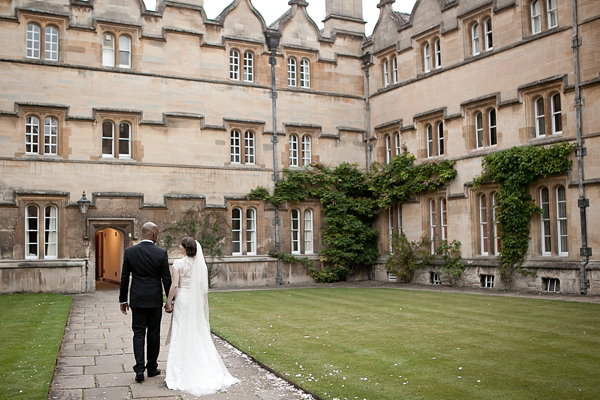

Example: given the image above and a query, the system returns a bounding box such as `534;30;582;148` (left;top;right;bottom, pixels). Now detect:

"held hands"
120;303;129;315
165;302;174;313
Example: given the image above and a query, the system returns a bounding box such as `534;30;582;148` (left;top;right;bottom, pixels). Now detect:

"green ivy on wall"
248;154;458;282
473;142;575;284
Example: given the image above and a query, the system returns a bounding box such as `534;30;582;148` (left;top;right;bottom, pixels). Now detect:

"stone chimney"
323;0;365;36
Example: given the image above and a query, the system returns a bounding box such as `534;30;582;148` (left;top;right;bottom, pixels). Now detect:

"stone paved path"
48;286;313;400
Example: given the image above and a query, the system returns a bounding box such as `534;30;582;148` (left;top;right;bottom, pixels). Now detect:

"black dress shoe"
147;369;161;377
135;373;144;382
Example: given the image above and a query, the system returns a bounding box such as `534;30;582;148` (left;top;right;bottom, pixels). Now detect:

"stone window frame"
386;203;403;254
288;203;319;255
299;58;311;88
423;193;448;255
481;274;495;288
526;0;559;37
285;126;318;168
229;201;262;256
531;179;572;257
229;49;240;80
99;23;138;70
473;187;501;257
521;81;565;140
20;106;66;158
376;46;397;89
16;194;67;260
532;180;569;257
414;29;441;75
375;126;400;165
97;112;139;161
415;111;444;159
461;8;493;59
225;40;261;84
462;97;498;151
284;49;317;90
22;12;65;62
226;120;263;166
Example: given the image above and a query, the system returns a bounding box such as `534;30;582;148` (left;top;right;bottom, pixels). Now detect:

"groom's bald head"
141;222;159;242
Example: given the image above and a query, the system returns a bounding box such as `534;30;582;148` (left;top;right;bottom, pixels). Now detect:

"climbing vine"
162;206;228;288
249;153;457;282
473;142;575;284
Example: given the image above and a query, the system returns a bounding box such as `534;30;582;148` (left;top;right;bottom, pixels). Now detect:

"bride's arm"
166;266;179;308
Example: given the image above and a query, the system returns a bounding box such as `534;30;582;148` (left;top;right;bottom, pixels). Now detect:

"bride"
164;237;239;396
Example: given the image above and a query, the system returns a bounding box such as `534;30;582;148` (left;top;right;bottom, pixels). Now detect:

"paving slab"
50;286;314;400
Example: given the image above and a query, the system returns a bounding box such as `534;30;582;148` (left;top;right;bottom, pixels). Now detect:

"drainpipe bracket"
577;198;589;208
580;247;592;257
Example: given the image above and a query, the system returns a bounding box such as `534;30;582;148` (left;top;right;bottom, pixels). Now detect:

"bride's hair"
180;237;197;257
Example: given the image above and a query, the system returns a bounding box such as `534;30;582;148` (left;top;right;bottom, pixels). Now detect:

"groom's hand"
120;303;129;315
165;303;173;313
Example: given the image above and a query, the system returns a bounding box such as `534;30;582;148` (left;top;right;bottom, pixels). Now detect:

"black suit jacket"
119;241;172;308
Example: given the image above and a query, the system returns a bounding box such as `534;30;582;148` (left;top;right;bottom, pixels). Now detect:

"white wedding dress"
165;243;239;396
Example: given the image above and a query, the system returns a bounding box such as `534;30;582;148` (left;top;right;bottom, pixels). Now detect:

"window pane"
540;188;551;254
437;122;444;156
476;112;483;148
44;117;58;155
385;134;391;164
45;26;59;61
423;43;430;72
489;109;497;146
480;194;488;255
383;59;389;87
102;34;115;67
245;131;255;164
434;39;441;69
472;23;480;55
535;97;545;137
232;208;241;254
302;135;311;166
556;186;568;255
26;205;39;259
429;200;436;254
230;130;241;163
287;58;296;87
532;1;541;34
44;205;58;259
244;51;253;82
552;94;562;134
119;123;131;158
484;18;493;50
102;121;114;157
547;0;558;28
426;125;433;157
300;59;310;88
230;50;240;80
118;36;131;68
291;209;300;253
26;24;41;59
26;116;40;154
246;208;256;254
304;209;313;254
289;135;298;166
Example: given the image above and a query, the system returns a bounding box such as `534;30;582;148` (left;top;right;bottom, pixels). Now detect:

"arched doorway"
95;228;124;285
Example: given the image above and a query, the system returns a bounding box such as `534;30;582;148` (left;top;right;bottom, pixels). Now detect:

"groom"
119;222;172;382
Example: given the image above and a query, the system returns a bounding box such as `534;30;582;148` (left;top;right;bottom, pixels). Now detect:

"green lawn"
0;293;72;400
209;288;600;400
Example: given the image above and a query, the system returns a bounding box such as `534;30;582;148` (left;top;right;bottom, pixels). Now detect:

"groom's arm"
119;249;131;307
160;249;171;300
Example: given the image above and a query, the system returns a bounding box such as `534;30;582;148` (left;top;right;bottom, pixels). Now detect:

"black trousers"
131;307;162;374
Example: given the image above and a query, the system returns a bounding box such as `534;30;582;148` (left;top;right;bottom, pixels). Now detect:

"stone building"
0;0;598;294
